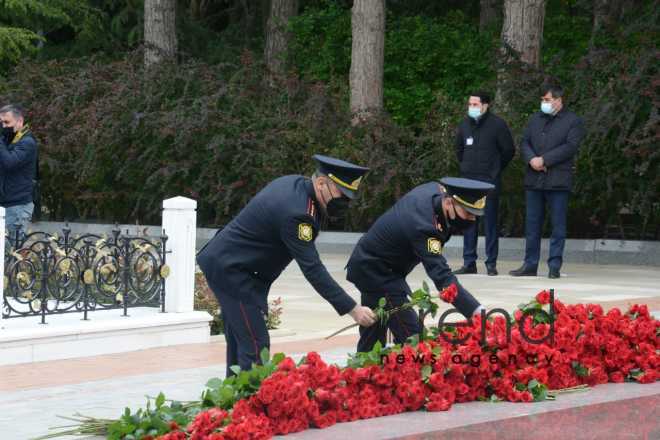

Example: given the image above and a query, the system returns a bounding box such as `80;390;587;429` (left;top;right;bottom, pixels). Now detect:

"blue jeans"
463;189;499;268
523;190;569;271
5;202;34;240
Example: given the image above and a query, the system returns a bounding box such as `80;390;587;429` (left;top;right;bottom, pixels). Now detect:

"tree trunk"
496;0;545;109
144;0;177;67
264;0;298;76
480;0;501;32
501;0;546;67
349;0;386;124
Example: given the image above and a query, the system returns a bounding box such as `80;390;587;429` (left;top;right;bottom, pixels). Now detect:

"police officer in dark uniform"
197;155;375;376
346;177;494;353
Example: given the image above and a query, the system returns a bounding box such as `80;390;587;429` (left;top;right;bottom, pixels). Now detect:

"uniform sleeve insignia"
427;238;442;255
298;223;313;242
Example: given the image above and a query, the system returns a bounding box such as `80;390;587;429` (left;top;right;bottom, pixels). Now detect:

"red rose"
637;370;657;384
257;382;277;405
440;283;458;303
609;371;625;383
535;290;551;305
277;357;296;372
514;309;523;322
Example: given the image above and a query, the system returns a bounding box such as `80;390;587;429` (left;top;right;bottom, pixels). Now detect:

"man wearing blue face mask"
453;92;514;276
510;82;585;279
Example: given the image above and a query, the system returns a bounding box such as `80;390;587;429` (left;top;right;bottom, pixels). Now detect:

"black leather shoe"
453;265;477;275
548;268;560;279
509;265;537;277
486;266;498;276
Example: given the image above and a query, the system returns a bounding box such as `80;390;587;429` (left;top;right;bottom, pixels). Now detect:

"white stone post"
0;207;4;323
162;197;197;313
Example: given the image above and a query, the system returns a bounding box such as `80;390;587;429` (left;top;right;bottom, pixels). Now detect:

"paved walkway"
1;252;659;439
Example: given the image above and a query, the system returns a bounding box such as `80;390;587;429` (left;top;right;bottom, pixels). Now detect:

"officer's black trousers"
357;291;422;353
213;290;270;378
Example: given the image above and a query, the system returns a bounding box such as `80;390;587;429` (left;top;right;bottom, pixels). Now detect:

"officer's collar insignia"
452;194;486;210
298;223;313;242
427;238;442;255
10;124;30;145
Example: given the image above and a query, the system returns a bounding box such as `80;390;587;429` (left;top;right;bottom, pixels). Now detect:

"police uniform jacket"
197;175;357;315
346;182;479;316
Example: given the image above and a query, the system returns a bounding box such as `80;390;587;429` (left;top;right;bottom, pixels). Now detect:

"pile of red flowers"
156;291;659;440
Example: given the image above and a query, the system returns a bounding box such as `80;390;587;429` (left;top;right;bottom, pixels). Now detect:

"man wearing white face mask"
453;91;514;276
510;82;585;279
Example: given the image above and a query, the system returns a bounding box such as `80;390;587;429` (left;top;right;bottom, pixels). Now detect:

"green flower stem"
325;302;417;339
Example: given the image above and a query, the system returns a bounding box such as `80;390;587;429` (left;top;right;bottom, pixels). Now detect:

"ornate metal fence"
2;225;170;324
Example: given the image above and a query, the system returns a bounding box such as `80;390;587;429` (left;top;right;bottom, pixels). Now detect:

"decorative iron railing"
2;225;170;324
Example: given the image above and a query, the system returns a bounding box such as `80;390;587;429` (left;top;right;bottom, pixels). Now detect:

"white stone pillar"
0;207;4;323
162;197;197;313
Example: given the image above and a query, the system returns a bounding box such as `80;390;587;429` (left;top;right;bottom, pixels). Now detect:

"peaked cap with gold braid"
312;154;369;199
439;177;495;216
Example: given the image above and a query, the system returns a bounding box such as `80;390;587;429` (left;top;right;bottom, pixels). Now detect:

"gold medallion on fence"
59;259;72;273
83;269;95;284
16;271;31;288
22;291;33;300
427;238;442;255
160;264;171;278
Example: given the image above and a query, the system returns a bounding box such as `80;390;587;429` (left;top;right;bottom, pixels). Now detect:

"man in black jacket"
0;104;38;238
510;83;585;279
453;92;514;276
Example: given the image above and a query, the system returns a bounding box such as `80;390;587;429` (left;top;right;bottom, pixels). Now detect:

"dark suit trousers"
523;189;570;270
463;189;500;268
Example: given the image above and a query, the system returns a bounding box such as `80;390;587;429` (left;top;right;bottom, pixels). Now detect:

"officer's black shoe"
509;265;537;277
453;265;477;275
486;266;498;276
548;268;561;279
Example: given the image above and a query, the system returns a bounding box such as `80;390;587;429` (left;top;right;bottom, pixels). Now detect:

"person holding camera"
0;104;38;238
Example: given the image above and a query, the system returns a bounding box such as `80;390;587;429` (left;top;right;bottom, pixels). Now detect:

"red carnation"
440;284;458;303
